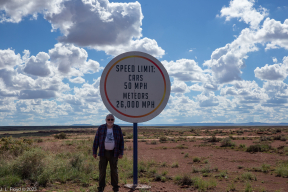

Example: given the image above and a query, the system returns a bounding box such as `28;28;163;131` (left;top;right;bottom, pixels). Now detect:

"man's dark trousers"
98;149;119;192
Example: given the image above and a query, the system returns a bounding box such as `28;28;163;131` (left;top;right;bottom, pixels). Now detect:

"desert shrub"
0;159;11;177
261;164;270;173
191;177;217;191
2;140;137;188
149;168;157;175
276;128;282;133
246;144;271;153
193;157;201;163
189;138;196;142
202;173;209;177
138;164;147;174
153;174;166;182
207;135;220;142
200;165;213;173
173;175;182;184
147;159;157;168
280;136;287;141
275;161;288;178
227;182;236;191
238;165;243;169
65;140;75;146
259;136;272;141
171;162;179;168
12;147;46;182
215;171;227;179
184;153;189;158
150;140;157;145
178;131;184;135
159;136;168;143
175;174;192;186
37;169;52;187
0;175;22;187
70;153;84;171
82;161;94;175
241;172;257;181
220;137;235;147
273;135;282;140
0;136;33;157
237;130;244;135
126;134;133;139
239;144;246;148
54;132;67;139
53;133;59;139
245;182;253;192
34;138;43;143
160;176;167;182
177;137;187;141
22;138;33;145
229;135;235;140
160;162;167;167
191;165;199;173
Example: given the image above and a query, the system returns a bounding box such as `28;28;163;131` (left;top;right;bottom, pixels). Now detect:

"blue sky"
1;0;288;125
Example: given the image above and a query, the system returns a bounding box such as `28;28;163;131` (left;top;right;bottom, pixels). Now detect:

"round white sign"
100;51;170;123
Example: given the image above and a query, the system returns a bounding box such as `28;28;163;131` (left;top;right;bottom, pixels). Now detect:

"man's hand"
93;154;97;159
118;155;123;159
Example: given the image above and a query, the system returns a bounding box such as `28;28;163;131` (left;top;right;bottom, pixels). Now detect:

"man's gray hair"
106;114;114;119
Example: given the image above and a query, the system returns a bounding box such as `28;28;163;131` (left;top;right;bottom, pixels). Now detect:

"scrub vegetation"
1;126;288;191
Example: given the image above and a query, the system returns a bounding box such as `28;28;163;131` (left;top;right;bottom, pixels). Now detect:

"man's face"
106;116;114;126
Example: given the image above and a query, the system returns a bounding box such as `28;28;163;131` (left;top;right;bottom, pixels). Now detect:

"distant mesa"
73;122;288;126
71;124;94;126
136;122;288;126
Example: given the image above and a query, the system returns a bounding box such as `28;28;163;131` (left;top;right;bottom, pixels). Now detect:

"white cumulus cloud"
162;59;207;82
23;52;51;77
0;49;22;69
0;0;64;23
254;56;288;81
219;0;268;29
46;0;165;57
0;0;165;58
49;43;103;76
171;80;190;94
69;77;85;84
197;92;219;107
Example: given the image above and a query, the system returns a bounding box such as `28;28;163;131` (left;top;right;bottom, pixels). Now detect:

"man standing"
93;114;124;192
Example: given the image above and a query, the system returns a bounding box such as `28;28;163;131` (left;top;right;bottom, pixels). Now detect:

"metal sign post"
100;51;170;190
133;123;138;185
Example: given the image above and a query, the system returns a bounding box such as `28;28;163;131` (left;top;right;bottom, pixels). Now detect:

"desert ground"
1;126;288;192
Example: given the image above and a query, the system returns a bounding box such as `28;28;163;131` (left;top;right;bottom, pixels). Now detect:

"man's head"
105;114;115;127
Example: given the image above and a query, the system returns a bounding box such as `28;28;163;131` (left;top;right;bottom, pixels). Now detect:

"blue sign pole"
133;122;138;186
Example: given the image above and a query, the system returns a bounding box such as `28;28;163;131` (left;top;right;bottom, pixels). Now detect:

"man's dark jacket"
93;124;124;157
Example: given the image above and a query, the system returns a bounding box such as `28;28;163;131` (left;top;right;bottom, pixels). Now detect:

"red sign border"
104;55;167;118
